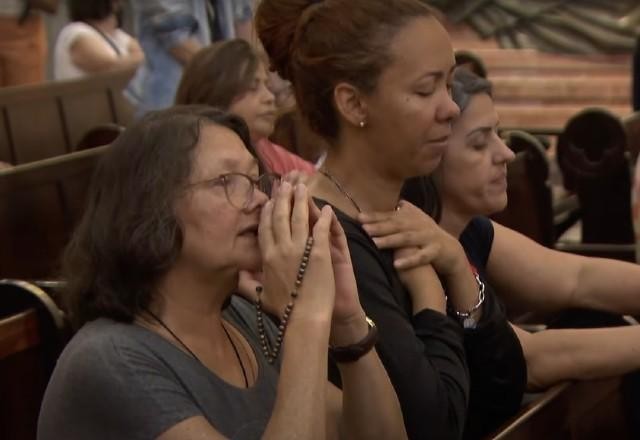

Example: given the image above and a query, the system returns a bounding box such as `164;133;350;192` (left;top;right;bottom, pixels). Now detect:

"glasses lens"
224;174;253;209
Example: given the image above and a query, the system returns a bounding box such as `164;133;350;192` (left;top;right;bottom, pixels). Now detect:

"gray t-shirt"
37;297;279;440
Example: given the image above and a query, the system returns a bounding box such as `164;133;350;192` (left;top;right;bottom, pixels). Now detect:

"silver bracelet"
451;272;485;318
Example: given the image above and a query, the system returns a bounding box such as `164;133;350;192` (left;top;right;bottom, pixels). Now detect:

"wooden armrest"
489;382;571;440
489;376;628;439
0;309;40;360
499;126;563;137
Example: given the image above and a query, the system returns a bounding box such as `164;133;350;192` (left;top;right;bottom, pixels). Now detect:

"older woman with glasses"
37;106;406;440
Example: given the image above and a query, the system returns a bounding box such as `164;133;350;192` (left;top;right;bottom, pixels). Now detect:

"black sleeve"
344;231;470;440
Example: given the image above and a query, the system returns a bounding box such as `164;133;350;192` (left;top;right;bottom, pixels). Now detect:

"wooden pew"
556;107;634;247
0;146;107;279
624;111;640;162
0;280;68;440
0;69;133;165
489;377;631;439
0;309;43;440
492;128;634;262
74;123;124;151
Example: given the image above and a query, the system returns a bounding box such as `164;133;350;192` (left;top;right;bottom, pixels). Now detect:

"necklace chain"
320;169;401;213
145;309;249;388
319;169;363;213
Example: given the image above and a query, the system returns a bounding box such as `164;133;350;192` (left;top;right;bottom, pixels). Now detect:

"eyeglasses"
188;172;281;209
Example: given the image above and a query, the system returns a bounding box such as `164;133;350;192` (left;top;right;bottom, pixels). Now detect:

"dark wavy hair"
62;106;255;328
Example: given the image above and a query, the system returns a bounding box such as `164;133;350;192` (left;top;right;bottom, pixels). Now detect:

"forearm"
108;55;144;72
515;324;640;390
263;318;330;440
168;38;202;65
333;317;407;440
402;264;447;314
575;257;640;314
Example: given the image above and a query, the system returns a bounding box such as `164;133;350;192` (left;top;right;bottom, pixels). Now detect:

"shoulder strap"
84;22;122;57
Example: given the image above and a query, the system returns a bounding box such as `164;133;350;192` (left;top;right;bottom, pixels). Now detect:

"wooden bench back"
0;280;69;440
624;111;640;162
490;377;631;439
0;146;107;279
0;69;133;164
557;107;633;244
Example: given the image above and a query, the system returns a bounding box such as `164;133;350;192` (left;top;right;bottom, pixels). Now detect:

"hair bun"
255;0;322;81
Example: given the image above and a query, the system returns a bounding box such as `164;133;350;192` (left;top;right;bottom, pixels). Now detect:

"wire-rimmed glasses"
189;172;281;209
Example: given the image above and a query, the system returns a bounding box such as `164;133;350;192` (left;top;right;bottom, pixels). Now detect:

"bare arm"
320;203;406;440
127;37;145;61
168;38;202;66
488;221;640;315
235;18;256;44
512;324;640;391
70;34;144;74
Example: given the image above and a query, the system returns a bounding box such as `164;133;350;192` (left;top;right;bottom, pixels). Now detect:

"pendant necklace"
145;309;249;388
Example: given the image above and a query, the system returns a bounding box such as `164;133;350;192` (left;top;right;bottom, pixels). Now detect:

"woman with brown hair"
175;39;315;176
37;106;406;439
255;1;526;438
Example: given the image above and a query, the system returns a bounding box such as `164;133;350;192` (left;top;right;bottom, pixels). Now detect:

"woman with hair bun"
256;1;526;439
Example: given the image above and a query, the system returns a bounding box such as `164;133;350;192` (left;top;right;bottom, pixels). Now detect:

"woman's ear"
333;82;368;128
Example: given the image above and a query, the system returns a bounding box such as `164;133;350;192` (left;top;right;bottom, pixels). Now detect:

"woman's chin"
487;197;508;215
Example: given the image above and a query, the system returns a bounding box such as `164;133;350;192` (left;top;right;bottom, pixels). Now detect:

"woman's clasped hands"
358;201;473;315
246;180;369;345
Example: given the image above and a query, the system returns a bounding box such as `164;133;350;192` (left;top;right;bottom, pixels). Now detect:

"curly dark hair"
62;105;255;329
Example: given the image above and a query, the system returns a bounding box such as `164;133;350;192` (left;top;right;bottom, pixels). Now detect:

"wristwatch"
329;316;378;363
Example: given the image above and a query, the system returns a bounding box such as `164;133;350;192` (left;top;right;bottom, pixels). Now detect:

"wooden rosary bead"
255;236;315;363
